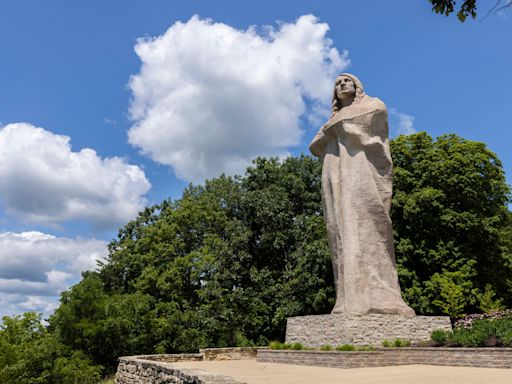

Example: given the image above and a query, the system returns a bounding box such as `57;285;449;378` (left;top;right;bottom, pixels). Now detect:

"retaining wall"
257;348;512;369
115;348;260;384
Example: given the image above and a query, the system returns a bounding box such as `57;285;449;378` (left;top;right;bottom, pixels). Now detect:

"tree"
45;134;511;373
0;313;101;384
52;156;333;365
429;0;512;22
51;273;158;369
391;133;511;316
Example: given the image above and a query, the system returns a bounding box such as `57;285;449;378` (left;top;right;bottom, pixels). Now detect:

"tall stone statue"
310;73;415;316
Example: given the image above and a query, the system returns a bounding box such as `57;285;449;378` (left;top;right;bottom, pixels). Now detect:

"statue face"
335;75;356;100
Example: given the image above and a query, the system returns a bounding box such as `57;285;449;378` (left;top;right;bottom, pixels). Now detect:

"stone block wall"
116;357;242;384
286;314;452;346
200;347;261;360
257;348;512;369
115;348;259;384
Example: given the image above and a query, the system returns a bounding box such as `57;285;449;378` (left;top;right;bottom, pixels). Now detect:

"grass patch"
382;339;411;348
270;342;375;351
335;344;355;351
320;344;333;351
269;342;305;350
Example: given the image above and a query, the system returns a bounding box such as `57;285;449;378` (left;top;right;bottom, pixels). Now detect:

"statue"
310;73;415;316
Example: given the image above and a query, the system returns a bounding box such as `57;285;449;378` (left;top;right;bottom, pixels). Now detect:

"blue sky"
0;0;511;318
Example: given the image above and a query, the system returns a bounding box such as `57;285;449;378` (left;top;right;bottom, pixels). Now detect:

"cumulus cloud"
128;14;349;182
0;231;107;317
390;108;416;136
0;123;151;228
0;293;59;319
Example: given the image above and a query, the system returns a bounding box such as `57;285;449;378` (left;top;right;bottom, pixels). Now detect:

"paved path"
174;360;512;384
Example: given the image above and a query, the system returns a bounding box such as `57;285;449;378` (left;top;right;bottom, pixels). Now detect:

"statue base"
285;314;451;347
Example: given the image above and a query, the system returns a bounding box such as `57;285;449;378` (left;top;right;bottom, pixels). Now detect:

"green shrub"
269;341;283;350
335;344;355;351
430;314;512;347
320;344;333;351
269;342;306;350
0;313;102;384
356;345;375;351
393;338;411;347
495;318;512;346
382;340;392;348
431;329;448;344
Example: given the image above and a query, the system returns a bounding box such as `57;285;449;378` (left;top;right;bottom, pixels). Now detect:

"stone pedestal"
285;314;451;347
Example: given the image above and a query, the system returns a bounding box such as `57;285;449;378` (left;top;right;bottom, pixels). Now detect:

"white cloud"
390;108;416;136
0;293;58;320
0;123;151;228
128;14;349;182
0;231;107;318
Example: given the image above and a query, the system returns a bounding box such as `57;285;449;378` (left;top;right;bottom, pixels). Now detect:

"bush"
454;309;512;329
336;344;355;351
269;342;305;350
381;339;410;348
430;312;512;347
356;345;375;351
320;344;333;351
269;341;284;350
431;329;448;345
393;338;411;347
0;313;102;384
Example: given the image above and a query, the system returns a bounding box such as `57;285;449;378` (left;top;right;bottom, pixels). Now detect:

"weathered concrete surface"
286;313;451;346
173;360;512;384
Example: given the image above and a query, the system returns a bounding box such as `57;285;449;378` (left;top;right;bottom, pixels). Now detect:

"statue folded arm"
309;125;329;158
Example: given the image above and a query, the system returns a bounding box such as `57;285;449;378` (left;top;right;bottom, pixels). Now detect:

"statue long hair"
331;73;366;118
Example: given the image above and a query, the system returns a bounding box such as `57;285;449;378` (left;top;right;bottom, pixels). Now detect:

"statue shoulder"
367;96;387;112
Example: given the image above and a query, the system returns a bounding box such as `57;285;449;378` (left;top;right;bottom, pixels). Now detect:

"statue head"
331;73;366;117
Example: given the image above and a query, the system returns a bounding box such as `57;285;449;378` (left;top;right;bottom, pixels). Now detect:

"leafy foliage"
5;133;511;380
453;309;512;328
392;133;511;316
53;155;334;368
381;338;411;348
431;312;512;346
428;0;512;22
52;134;511;370
0;313;101;384
429;0;477;22
336;344;355;351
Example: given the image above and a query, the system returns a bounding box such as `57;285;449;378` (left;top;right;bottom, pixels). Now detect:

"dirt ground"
173;360;512;384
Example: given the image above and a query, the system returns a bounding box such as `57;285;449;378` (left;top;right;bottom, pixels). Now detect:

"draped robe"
310;95;415;316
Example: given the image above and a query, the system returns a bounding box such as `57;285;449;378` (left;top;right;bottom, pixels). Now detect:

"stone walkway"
173;360;512;384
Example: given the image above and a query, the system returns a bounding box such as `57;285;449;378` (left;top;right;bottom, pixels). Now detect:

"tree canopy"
0;313;101;384
1;132;511;382
52;132;511;362
392;133;511;316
